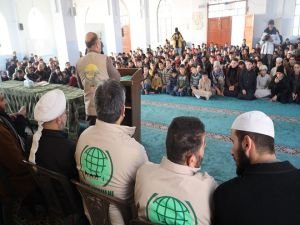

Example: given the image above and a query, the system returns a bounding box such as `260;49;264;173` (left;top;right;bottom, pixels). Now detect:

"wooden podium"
118;68;143;142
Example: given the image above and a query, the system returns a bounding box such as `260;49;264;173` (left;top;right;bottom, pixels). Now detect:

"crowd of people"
1;78;300;225
1;23;300;104
112;25;300;104
1;20;300;225
1;52;78;87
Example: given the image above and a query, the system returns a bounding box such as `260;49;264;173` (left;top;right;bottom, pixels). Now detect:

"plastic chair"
71;180;133;225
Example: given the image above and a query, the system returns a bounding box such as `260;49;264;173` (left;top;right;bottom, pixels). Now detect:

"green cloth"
0;80;84;139
120;75;132;81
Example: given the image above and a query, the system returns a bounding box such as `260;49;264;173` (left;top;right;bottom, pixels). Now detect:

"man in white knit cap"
213;111;300;225
29;89;77;179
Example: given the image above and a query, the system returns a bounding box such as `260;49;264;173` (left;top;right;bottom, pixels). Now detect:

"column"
105;0;123;54
50;0;79;65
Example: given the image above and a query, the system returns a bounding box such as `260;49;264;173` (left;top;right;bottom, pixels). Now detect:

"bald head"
85;32;100;51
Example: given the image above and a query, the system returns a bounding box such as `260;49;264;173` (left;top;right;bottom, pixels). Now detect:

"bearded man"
213;111;300;225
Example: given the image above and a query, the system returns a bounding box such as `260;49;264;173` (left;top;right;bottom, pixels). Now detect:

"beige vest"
135;157;218;225
75;120;148;225
76;52;109;116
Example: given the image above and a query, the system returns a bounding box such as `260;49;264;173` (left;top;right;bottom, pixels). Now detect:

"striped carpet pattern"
140;95;300;182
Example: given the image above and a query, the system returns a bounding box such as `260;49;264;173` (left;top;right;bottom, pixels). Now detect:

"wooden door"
207;16;232;46
244;14;254;48
122;25;131;53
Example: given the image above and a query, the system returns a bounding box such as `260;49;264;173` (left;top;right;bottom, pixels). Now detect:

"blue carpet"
140;94;300;183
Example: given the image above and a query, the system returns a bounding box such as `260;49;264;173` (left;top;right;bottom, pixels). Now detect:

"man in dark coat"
224;58;240;97
213;111;300;225
238;59;256;100
269;65;291;103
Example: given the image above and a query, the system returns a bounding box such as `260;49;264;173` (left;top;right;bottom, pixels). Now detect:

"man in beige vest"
135;116;218;225
76;32;120;125
75;79;148;225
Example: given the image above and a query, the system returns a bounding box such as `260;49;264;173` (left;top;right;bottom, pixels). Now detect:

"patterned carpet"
140;95;300;183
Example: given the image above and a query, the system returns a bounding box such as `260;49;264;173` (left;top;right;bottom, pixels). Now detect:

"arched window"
157;0;173;43
28;8;47;39
0;13;12;54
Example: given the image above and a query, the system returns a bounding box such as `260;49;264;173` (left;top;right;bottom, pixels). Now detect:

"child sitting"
166;69;178;95
174;65;189;96
211;61;225;96
151;71;163;94
192;72;212;100
255;65;271;98
190;64;202;96
141;65;152;95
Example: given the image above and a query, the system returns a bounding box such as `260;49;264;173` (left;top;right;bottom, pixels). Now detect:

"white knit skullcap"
231;111;274;138
29;89;66;163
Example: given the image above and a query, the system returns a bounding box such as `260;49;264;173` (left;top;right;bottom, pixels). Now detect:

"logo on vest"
146;193;197;225
84;64;100;82
80;145;113;186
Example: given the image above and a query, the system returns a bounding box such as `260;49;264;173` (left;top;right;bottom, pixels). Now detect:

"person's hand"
18;106;27;116
271;95;277;102
292;93;297;101
242;89;246;95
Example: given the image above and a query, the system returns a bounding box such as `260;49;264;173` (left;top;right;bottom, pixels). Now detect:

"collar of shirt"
160;157;200;176
95;119;136;137
242;161;296;176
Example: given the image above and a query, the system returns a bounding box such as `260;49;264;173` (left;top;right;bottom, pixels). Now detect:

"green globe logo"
146;193;197;225
80;145;113;186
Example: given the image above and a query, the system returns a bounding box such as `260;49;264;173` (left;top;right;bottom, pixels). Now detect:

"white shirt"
261;41;274;55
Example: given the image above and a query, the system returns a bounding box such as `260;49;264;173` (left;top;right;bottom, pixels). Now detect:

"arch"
156;0;173;43
0;13;12;54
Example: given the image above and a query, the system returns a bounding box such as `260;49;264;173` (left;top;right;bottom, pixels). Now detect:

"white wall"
1;0;299;70
250;0;298;46
14;0;57;57
147;0;208;48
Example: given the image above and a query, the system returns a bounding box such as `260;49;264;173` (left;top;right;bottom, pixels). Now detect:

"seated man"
75;79;148;225
291;62;300;104
29;89;78;179
269;65;291;103
29;89;87;223
213;111;300;225
224;58;240;97
0;94;27;139
0;106;38;224
135;116;217;225
238;59;256;100
0;110;34;200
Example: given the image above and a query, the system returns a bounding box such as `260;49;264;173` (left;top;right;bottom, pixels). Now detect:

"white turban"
29;89;66;163
231;111;274;138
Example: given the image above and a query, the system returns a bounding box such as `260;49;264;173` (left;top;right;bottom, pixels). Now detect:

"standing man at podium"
77;32;120;126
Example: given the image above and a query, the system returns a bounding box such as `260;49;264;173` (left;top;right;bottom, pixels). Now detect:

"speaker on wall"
18;23;24;31
70;6;76;16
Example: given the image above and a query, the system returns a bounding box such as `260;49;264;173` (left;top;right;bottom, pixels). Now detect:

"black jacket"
239;69;256;92
213;161;300;225
34;129;78;180
269;75;291;103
